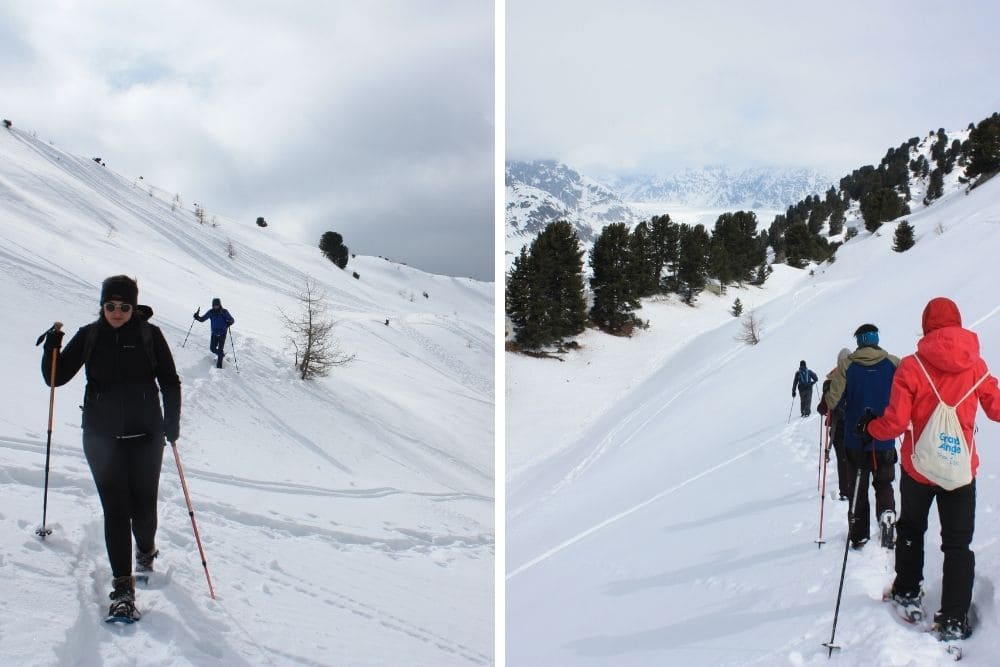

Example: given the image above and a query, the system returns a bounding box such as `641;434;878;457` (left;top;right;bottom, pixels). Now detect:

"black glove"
817;400;829;416
193;308;200;319
42;326;65;350
854;409;875;445
164;421;179;443
792;391;796;398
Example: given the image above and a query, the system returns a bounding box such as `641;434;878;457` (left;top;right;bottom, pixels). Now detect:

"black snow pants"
83;432;164;578
893;470;976;623
846;448;896;545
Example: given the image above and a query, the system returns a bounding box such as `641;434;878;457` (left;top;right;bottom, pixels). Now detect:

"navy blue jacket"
197;307;235;334
825;346;900;452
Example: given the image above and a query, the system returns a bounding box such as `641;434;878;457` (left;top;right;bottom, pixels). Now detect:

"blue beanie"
212;297;222;307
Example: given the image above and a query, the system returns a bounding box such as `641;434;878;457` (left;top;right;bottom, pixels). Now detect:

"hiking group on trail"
36;275;223;622
811;297;1000;645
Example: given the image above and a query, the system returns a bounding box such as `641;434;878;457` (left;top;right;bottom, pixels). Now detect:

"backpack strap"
81;319;157;373
913;354;988;407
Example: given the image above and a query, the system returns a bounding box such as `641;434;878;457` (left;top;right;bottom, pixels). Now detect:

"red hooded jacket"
868;297;1000;485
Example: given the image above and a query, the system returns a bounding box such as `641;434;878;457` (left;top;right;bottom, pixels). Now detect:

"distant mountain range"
609;166;837;209
505;160;835;260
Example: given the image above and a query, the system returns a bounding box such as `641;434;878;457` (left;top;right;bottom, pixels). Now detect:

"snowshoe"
135;548;158;585
879;510;896;549
105;575;141;624
887;589;924;624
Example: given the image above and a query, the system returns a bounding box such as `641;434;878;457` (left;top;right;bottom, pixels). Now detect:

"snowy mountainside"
0;125;493;666
610;165;836;210
505;160;639;263
507;154;1000;664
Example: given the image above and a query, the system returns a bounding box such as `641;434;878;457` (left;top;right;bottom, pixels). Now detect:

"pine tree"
627;221;657;297
590;223;638;333
676;224;710;304
319;232;350;268
967;112;1000;179
506;222;587;348
783;222;813;268
731;297;743;317
924;168;944;204
893;220;915;252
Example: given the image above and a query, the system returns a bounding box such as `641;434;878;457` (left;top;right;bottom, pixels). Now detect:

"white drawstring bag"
910;354;987;490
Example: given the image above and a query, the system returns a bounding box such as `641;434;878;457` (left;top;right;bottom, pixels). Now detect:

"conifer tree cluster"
767;110;1000;267
506;221;587;348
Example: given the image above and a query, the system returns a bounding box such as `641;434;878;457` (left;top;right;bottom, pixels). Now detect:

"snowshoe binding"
105;575;141;624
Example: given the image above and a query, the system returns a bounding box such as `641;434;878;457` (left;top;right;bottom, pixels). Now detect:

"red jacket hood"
917;298;980;373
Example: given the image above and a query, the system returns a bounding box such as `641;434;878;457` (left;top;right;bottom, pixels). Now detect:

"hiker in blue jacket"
194;298;235;368
792;360;819;417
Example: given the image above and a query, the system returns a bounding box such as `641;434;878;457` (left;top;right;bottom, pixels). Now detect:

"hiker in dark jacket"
817;348;852;500
792;360;819;417
194;297;235;368
825;323;900;549
40;275;181;621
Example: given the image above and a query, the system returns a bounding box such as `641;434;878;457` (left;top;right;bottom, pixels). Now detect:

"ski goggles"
103;302;133;313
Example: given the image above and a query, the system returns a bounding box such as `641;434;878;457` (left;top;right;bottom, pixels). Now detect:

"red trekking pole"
170;441;216;599
816;413;831;547
817;415;824;493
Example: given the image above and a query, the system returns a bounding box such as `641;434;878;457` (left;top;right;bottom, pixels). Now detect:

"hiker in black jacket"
40;275;181;621
792;360;819;417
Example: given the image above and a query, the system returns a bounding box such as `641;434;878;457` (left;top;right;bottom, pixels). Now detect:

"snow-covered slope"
507;154;1000;664
0;125;493;666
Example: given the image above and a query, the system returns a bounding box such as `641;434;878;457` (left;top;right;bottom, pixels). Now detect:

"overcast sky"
1;1;493;280
507;0;1000;178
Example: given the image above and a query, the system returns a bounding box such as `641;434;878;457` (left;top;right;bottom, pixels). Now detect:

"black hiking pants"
83;432;164;578
210;330;228;368
798;386;813;417
846;448;896;544
829;417;850;499
893;470;976;623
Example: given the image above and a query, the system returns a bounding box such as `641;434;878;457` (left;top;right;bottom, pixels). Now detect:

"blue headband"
856;331;879;347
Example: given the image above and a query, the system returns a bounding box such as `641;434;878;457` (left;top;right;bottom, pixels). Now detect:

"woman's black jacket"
41;314;181;441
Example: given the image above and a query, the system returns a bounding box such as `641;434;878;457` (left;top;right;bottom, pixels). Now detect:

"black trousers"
798;386;813;416
894;470;976;622
83;433;164;578
846;448;896;543
829;419;850;498
210;331;228;367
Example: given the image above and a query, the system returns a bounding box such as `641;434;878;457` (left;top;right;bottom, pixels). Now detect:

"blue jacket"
825;346;900;452
197;307;234;334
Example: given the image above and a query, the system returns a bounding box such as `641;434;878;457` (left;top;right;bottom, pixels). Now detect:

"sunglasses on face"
103;302;132;313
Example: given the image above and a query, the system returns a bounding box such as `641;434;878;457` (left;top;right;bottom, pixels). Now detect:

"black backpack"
81;305;157;372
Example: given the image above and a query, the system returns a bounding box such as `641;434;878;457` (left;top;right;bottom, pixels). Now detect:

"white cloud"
0;0;494;280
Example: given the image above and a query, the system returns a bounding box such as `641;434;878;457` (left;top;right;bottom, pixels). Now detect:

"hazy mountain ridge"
609;165;837;209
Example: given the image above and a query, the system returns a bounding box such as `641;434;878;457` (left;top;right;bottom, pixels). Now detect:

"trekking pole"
817;416;824;492
823;465;864;657
816;414;831;547
169;440;216;599
34;322;62;538
228;326;239;373
182;316;196;348
787;396;794;423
